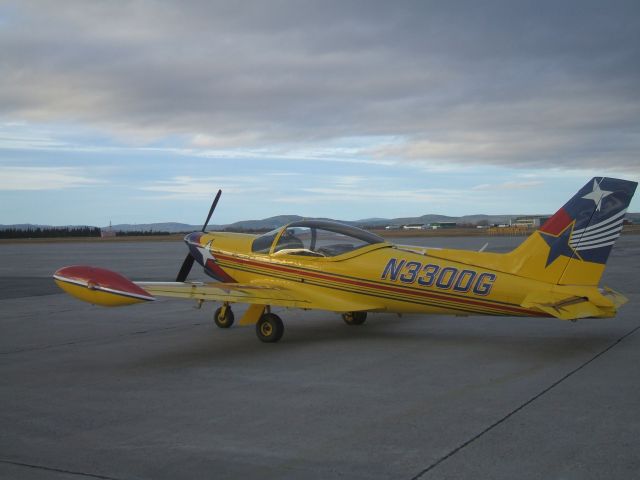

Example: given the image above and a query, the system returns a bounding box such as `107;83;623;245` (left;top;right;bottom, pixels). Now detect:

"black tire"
214;306;235;328
256;313;284;343
342;311;367;325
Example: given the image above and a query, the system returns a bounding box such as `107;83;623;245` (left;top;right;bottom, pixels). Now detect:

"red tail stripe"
539;207;572;235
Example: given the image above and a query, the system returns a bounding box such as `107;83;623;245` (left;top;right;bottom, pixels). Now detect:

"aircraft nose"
183;232;206;267
184;232;204;246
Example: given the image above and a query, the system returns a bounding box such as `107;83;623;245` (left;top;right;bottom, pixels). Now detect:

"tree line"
0;227;177;238
114;230;173;236
0;227;102;238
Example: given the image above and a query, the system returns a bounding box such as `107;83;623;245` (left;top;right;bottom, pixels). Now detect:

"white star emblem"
197;241;215;266
582;179;613;211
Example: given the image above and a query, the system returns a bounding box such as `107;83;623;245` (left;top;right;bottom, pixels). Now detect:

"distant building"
538;217;551;228
428;222;457;229
403;224;427;230
514;216;549;228
385;225;402;230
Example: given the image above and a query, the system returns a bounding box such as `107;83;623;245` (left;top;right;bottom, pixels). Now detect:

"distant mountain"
355;214;516;227
0;223;95;230
366;214;459;227
106;216;308;233
104;222;199;233
222;215;305;231
626;212;640;223
2;211;638;234
0;223;50;230
352;217;390;225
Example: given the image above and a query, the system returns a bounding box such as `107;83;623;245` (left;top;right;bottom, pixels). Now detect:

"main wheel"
342;311;367;325
256;313;284;343
214;306;235;328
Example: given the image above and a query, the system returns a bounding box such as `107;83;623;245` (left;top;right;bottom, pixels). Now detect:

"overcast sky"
1;0;638;225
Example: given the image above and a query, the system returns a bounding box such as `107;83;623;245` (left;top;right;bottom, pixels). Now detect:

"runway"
1;236;639;479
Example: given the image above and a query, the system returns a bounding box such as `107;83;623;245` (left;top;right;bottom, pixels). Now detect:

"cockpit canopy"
251;220;386;258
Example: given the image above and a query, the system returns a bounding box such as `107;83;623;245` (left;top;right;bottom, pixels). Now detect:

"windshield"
251;228;280;254
252;220;385;257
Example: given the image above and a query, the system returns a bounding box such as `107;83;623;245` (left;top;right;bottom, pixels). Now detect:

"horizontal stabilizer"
520;287;625;320
600;286;629;308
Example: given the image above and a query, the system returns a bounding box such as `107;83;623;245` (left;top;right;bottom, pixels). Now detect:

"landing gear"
256;312;284;343
342;311;367;326
214;304;234;328
212;303;284;342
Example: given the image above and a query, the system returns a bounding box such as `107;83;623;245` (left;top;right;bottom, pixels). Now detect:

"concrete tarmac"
1;236;639;479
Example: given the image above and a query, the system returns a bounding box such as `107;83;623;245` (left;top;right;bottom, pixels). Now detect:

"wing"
136;281;383;313
137;281;306;308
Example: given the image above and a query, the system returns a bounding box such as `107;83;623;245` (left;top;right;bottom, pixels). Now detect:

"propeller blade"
201;189;222;232
177;190;221;282
176;254;195;282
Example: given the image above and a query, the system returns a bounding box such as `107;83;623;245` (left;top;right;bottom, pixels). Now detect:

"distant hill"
103;222;199;233
106;216;307;233
222;215;305;231
0;223;96;230
102;211;640;232
0;223;51;230
2;211;638;234
354;214;517;228
626;212;640;223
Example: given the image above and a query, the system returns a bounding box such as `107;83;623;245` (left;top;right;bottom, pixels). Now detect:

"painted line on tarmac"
410;323;640;480
0;459;128;480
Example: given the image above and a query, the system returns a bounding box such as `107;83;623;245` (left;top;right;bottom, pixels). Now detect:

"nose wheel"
214;305;235;328
256;313;284;343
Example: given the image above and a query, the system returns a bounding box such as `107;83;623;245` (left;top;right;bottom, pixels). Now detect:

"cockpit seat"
277;237;304;250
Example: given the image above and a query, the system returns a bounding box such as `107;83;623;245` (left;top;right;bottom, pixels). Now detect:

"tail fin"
510;177;637;285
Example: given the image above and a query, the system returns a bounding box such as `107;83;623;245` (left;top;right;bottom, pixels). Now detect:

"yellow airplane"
54;177;637;343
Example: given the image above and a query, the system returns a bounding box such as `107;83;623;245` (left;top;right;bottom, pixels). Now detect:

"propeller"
175;189;222;282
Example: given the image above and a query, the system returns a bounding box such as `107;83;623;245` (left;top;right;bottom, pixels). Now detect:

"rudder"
508;177;637;286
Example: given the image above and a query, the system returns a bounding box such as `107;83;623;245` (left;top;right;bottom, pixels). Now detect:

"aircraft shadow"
124;316;618;372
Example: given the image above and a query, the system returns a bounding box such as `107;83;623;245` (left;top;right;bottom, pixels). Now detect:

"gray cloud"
1;0;639;171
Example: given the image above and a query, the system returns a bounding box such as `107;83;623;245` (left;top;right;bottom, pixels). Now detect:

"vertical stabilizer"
508;177;637;285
